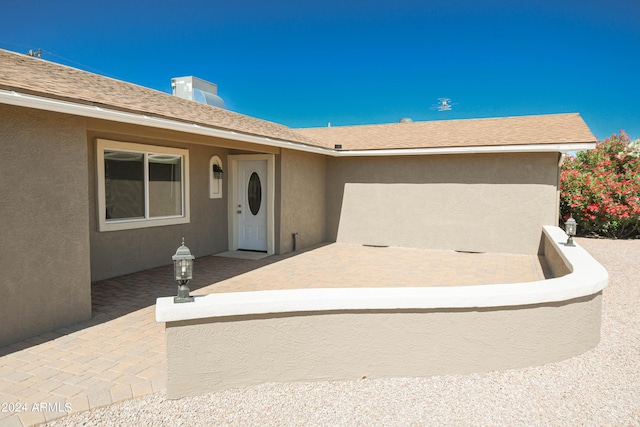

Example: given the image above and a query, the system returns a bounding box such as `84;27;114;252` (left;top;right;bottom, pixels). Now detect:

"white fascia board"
0;89;331;156
0;89;595;157
335;142;596;157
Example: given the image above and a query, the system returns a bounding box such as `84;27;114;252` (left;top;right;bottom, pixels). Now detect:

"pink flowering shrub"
560;130;640;238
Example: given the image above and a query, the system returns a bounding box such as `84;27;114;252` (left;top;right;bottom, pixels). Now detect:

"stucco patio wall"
325;152;560;255
539;229;573;277
0;105;92;346
158;226;608;399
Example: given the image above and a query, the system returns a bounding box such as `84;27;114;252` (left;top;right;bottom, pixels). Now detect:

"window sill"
98;215;190;232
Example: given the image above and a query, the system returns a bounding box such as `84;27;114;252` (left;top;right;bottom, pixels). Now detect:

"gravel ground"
45;237;640;427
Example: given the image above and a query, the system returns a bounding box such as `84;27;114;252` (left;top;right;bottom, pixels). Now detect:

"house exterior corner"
0;105;92;346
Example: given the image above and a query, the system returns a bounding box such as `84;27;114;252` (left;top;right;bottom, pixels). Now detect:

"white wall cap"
156;226;608;323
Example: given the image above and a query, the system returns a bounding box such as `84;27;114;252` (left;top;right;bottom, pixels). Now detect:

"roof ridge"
295;112;582;131
0;47;162;92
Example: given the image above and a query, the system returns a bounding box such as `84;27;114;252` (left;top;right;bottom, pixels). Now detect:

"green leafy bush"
560;130;640;238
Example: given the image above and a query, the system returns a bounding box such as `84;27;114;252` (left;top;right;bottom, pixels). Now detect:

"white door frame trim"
228;154;275;255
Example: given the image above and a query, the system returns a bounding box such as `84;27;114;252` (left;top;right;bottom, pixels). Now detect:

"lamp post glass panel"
565;215;577;246
173;238;195;303
175;258;192;282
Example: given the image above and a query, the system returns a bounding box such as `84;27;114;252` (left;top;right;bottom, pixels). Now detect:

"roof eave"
332;142;596;157
0;89;595;157
0;88;332;155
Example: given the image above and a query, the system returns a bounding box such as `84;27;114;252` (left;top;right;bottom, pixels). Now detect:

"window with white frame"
96;139;190;231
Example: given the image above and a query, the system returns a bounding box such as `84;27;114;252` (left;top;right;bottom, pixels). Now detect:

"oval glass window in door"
247;172;262;215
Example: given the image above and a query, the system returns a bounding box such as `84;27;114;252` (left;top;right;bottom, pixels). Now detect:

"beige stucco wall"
0;105;92;345
326;153;560;255
276;149;326;253
87;123;233;281
165;292;601;398
539;230;572;277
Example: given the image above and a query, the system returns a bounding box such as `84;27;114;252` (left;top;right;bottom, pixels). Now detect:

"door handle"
237;210;242;214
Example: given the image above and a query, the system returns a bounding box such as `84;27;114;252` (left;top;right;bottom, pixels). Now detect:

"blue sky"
2;0;639;140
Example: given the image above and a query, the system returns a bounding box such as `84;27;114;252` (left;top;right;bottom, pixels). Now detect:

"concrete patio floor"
0;243;549;427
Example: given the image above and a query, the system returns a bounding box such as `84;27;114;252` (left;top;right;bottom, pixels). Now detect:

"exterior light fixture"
565;215;577;247
173;238;195;303
213;164;224;180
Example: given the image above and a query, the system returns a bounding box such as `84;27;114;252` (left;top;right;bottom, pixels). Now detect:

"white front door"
237;160;268;251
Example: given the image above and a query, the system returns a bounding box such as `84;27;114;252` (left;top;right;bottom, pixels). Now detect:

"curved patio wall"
157;226;608;399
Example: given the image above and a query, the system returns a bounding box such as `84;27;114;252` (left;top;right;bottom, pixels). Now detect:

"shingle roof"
0;48;320;147
0;48;595;152
295;114;596;151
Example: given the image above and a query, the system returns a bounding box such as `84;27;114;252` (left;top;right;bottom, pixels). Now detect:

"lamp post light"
173;238;195;303
565;214;577;247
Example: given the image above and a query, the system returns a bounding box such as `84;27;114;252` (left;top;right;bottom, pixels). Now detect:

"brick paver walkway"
0;244;548;426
